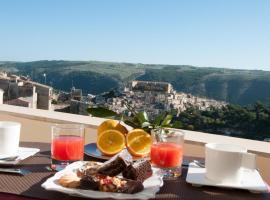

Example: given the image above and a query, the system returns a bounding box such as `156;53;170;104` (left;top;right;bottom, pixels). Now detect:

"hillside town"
62;80;227;118
0;71;226;118
101;81;226;118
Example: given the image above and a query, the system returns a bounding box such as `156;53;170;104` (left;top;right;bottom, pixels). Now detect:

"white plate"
42;161;163;200
186;162;268;193
0;147;40;166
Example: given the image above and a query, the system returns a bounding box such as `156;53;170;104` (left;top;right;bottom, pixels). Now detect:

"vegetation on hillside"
138;67;270;105
1;60;270;105
88;99;270;141
172;102;270;141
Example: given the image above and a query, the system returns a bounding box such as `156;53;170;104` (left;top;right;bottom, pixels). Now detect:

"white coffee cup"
0;121;21;156
205;143;256;184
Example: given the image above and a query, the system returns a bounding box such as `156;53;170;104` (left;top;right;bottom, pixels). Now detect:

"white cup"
205;143;256;184
0;121;21;156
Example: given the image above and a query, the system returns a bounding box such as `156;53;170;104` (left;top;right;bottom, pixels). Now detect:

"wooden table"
0;142;269;200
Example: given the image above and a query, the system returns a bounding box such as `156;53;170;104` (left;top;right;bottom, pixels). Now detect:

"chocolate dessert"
117;179;144;194
79;174;144;194
98;150;132;176
80;175;99;190
122;159;153;182
58;150;149;194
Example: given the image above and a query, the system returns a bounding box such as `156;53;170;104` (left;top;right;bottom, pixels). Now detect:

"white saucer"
186;162;268;193
0;147;40;165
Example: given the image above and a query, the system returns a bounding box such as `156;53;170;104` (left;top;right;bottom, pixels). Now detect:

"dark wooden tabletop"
0;142;269;200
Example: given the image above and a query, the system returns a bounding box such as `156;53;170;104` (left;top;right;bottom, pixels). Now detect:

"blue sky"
0;0;270;70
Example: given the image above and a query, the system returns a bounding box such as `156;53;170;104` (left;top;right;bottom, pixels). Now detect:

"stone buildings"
103;80;227;119
0;72;52;110
52;79;227;117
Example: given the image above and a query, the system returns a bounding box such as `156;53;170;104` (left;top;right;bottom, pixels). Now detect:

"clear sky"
0;0;270;70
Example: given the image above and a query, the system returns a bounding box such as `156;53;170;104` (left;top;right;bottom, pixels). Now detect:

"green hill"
138;66;270;105
1;60;270;105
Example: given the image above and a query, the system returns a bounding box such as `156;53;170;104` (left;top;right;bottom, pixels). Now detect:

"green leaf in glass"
141;121;151;128
153;113;165;127
161;114;173;127
136;111;149;124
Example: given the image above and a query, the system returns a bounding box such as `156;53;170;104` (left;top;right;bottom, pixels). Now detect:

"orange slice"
126;129;152;157
97;120;128;136
97;130;125;156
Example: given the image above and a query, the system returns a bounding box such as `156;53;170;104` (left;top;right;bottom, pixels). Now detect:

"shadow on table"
21;175;86;200
39;150;51;156
20;163;54;173
37;151;104;162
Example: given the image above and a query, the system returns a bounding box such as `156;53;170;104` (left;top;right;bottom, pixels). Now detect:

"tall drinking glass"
51;124;85;171
151;128;184;179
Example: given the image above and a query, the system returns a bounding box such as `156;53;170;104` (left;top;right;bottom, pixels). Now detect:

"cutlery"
193;160;205;168
0;156;19;161
181;160;205;168
181;160;190;167
0;168;31;175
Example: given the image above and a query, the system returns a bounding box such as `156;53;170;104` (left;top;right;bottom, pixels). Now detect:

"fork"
193;160;205;168
0;156;19;162
0;168;31;175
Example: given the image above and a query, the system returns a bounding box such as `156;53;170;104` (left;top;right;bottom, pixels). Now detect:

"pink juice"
52;135;84;161
151;142;183;168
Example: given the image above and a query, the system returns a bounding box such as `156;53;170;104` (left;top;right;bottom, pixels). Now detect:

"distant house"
0;71;52;110
22;81;52;110
71;87;82;101
5;96;36;108
70;99;90;115
131;80;173;93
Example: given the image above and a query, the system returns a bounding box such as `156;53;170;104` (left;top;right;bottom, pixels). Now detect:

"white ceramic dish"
186;162;268;193
0;147;40;166
42;161;163;200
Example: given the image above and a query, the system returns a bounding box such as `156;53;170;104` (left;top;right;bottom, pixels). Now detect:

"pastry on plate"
58;173;81;188
77;161;102;177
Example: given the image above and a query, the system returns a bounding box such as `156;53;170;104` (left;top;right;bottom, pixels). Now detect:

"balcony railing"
0;104;269;184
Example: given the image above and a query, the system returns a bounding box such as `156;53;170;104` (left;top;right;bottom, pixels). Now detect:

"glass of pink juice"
151;129;184;179
51;124;84;171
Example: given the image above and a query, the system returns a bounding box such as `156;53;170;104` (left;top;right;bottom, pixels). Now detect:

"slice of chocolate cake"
98;149;132;176
117;179;144;194
80;175;99;190
122;159;153;182
79;174;144;194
